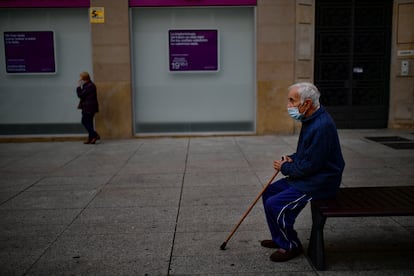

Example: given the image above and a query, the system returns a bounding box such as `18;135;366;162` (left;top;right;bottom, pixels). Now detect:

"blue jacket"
281;106;345;200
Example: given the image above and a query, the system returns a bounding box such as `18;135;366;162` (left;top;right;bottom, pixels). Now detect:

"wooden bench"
307;186;414;270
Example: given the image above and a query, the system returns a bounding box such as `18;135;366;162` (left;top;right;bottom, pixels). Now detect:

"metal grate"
365;136;411;142
382;143;414;150
365;136;414;150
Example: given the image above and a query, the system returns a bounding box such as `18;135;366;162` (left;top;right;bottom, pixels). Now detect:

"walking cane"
220;169;280;250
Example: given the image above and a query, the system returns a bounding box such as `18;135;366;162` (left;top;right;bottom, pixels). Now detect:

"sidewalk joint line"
167;138;190;275
234;137;266;188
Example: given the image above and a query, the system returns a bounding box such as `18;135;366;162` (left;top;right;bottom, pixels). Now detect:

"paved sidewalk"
0;129;413;275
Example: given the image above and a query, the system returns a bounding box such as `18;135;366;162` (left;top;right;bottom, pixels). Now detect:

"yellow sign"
90;7;104;23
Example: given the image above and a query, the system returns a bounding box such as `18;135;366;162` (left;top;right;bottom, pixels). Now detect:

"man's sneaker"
269;246;303;262
260;240;280;249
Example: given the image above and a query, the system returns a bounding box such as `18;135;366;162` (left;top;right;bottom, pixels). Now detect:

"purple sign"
130;0;257;6
169;29;219;72
4;31;56;74
0;0;256;8
0;0;89;8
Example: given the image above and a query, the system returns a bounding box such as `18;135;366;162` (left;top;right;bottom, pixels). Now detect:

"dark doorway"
314;0;393;128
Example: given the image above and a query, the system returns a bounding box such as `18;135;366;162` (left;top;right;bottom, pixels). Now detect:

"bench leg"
308;203;327;270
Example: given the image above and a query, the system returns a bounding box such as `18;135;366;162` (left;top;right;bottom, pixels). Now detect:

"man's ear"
305;99;312;107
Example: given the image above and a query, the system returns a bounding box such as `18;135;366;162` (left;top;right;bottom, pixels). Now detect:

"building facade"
0;0;413;139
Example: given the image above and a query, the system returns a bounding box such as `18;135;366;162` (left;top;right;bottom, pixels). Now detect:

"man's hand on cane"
273;155;293;171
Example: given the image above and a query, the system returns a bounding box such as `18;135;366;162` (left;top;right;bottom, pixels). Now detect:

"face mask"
288;107;304;121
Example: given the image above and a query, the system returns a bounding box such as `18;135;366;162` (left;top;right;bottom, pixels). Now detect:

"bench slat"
312;186;414;217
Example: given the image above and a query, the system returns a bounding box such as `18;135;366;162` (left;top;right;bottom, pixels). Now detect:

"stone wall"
389;0;414;128
91;0;133;138
256;0;314;134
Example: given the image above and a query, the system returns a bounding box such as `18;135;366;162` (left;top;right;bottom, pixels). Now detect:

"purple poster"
130;0;257;6
0;0;89;8
169;29;219;72
4;31;56;74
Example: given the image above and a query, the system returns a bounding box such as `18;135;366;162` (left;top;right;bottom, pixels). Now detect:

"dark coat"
76;81;99;114
281;106;345;200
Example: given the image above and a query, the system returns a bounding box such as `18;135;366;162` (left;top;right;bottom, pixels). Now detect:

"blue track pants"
262;178;312;250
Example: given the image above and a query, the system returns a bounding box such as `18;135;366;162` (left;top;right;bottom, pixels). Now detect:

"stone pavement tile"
26;257;169;276
186;153;251;173
0;174;42;192
0;208;82;225
0;142;68;161
176;204;268;233
181;171;264;203
235;135;295;147
381;155;414;167
255;170;285;185
235;135;299;152
119;147;187;174
405;227;414;236
118;139;188;174
0;224;67;275
68;206;178;235
0;191;20;205
189;137;240;152
45;141;144;177
0;144;33;168
235;136;296;171
51;154;127;177
0;208;81;274
119;160;186;174
137;137;188;149
0;173;42;204
341;155;387;170
88;139;144;152
0;189;98;210
187;137;251;173
391;216;414;227
25;232;173;275
0;223;67;239
0;253;40;276
108;172;183;189
89;186;181;208
0;142;89;175
183;171;262;188
181;190;261;209
393;158;414;177
26;175;111;191
174;230;272;256
180;186;263;208
341;167;406;187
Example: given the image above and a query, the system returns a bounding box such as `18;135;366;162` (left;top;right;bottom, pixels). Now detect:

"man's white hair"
289;82;320;108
